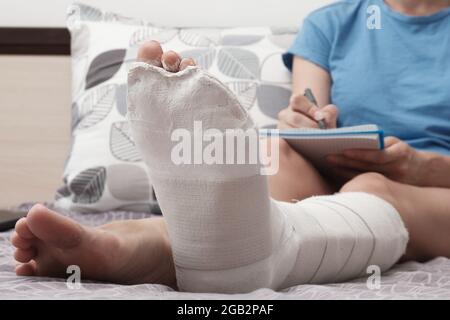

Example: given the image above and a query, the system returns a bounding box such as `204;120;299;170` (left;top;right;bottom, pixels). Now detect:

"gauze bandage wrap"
127;63;409;293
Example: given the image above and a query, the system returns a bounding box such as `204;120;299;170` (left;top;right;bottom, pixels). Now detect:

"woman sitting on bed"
10;0;450;292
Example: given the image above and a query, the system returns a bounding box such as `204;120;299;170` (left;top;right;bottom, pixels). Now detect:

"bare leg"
341;172;450;261
11;204;175;286
268;138;336;202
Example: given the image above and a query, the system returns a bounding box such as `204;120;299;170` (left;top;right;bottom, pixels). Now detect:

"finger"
384;139;410;160
384;136;400;148
343;140;405;164
342;137;402;164
315;104;339;128
278;108;319;128
342;149;390;164
277;109;297;129
277;120;295;130
289;94;319;119
326;154;384;172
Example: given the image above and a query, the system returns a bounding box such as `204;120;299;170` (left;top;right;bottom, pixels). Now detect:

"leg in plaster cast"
12;41;450;292
127;42;409;293
341;173;450;262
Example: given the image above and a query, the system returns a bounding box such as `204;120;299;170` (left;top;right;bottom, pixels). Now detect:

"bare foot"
11;41;197;286
11;204;175;286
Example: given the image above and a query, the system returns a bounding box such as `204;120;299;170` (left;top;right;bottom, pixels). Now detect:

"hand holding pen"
277;88;339;130
304;88;327;129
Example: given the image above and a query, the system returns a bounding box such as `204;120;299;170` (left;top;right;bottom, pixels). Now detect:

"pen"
304;88;327;129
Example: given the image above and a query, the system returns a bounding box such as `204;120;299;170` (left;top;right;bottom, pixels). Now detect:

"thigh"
267;138;336;202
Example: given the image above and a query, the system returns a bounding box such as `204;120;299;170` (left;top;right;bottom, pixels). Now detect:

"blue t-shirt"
283;0;450;155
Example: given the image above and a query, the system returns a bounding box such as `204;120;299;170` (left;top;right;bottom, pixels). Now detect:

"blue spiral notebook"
261;125;384;168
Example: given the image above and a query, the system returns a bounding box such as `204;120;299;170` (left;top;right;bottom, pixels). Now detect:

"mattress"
1;203;450;300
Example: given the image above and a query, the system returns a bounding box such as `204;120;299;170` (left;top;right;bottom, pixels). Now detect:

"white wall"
0;0;333;27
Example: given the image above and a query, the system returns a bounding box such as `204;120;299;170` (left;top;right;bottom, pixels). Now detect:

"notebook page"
275;124;380;136
262;125;383;169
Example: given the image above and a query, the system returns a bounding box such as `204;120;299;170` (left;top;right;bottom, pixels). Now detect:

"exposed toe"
14;247;37;263
161;50;181;72
137;40;163;67
26;204;85;250
10;231;33;249
179;57;196;71
15;261;37;276
15;217;35;240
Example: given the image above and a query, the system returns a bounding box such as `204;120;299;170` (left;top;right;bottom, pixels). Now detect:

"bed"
1;1;450;300
0;203;449;299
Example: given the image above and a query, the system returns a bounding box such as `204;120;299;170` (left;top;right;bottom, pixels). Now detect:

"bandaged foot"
127;62;408;293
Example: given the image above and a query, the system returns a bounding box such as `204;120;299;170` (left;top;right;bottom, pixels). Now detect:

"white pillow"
55;3;296;213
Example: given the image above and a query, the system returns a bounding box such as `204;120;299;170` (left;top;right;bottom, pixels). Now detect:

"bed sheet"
1;204;449;300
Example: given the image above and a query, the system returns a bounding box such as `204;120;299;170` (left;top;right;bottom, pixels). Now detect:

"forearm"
292;57;331;107
419;151;450;188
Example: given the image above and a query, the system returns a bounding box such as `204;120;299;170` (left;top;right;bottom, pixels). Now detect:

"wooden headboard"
0;28;71;208
0;28;69;55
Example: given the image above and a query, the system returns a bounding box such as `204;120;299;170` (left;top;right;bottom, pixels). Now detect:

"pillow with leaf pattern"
55;2;296;213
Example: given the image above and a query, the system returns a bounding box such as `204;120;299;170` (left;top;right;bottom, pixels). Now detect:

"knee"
340;172;395;204
341;172;389;193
